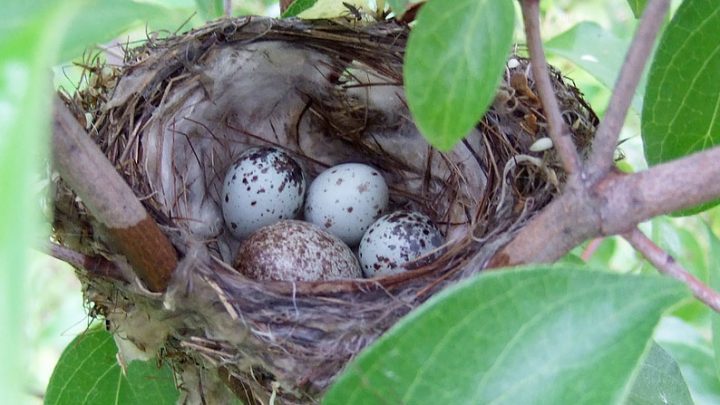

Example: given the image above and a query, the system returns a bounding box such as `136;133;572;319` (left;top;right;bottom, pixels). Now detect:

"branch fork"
500;0;720;312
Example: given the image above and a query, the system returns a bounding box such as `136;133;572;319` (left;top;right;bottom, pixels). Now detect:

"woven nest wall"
52;16;598;404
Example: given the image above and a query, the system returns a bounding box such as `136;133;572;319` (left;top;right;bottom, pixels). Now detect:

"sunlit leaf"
642;0;720;215
282;0;319;17
404;0;514;151
626;343;693;405
0;2;83;403
657;317;720;404
60;0;196;62
194;0;225;20
707;224;720;379
545;22;645;113
45;327;179;405
324;267;688;404
387;0;411;15
627;0;648;18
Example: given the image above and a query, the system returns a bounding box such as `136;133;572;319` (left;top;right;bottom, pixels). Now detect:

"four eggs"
222;146;444;280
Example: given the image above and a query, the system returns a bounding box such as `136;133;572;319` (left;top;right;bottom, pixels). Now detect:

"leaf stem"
623;227;720;313
588;0;670;178
520;0;582;179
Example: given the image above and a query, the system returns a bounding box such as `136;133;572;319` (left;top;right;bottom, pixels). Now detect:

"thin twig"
521;0;582;179
44;242;125;281
224;0;232;17
581;238;604;262
624;228;720;313
588;0;670;177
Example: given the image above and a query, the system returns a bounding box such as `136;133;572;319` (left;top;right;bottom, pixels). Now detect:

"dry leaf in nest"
52;16;598;404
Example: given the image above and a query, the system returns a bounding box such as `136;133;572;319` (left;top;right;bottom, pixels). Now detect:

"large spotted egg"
359;210;444;277
222;147;305;239
233;220;362;281
304;163;388;246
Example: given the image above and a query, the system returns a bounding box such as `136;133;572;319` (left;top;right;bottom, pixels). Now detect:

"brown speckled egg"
358;210;444;277
222;147;305;240
233;220;362;281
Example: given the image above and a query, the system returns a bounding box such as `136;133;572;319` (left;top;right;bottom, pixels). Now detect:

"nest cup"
53;16;597;404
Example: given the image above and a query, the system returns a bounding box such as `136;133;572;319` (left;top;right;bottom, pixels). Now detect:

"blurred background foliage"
3;0;718;403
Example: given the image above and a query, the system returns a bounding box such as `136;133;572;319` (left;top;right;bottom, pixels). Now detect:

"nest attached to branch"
53;16;598;404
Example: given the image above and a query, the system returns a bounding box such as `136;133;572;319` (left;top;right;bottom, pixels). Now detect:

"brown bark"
52;98;177;292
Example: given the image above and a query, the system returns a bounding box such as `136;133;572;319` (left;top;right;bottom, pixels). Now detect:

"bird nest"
52;16;598;404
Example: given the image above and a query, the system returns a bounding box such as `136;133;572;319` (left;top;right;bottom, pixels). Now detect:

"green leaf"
626;343;693;405
194;0;225;20
60;0;196;62
642;0;720;215
707;224;720;379
387;0;411;15
0;1;83;402
404;0;515;151
545;22;645;113
658;317;720;404
45;327;179;405
323;266;688;405
281;0;319;17
627;0;648;18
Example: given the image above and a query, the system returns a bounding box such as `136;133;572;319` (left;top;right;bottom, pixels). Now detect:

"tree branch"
623;228;720;313
489;145;720;267
521;0;583;179
588;0;670;177
52;97;177;292
224;0;233;17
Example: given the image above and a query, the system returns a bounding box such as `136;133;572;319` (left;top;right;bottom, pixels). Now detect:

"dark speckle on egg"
358;210;444;277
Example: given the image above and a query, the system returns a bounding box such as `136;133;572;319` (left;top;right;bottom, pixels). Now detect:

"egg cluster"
222;146;444;281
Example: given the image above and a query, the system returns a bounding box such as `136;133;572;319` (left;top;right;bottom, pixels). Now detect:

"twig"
224;0;233;17
588;0;670;177
623;227;720;313
52;97;177;292
521;0;582;179
44;242;125;281
581;238;604;262
490;145;720;267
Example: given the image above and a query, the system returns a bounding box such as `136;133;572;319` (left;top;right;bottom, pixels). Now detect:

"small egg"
304;163;389;246
234;220;362;281
222;147;305;239
359;210;444;278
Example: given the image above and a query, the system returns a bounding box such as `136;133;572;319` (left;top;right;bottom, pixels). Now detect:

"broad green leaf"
545;22;645;113
642;0;720;215
0;2;82;403
45;327;179;405
324;266;688;405
282;0;319;17
404;0;514;151
626;343;693;405
627;0;648;18
657;317;720;404
707;224;720;379
60;0;196;62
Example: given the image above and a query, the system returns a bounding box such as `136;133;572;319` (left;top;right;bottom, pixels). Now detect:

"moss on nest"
53;16;598;404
